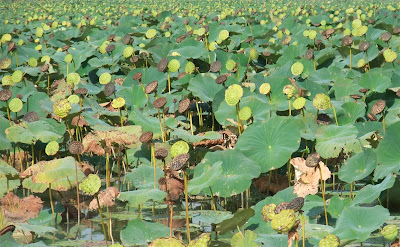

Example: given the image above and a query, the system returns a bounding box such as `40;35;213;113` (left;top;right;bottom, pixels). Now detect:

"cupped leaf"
118;188;166;207
338;149;377;183
188;161;223;195
125;164;164;189
120;219;169;246
352;174;395;206
6;121;62;144
188;73;224;102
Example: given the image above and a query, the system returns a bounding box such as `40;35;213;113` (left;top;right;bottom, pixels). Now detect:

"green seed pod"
357;58;366;68
187;233;211;247
259;83;271;95
109;244;124;247
218;30;229;40
170;140;189;157
225;59;236;71
293;97;306;110
283;85;296;99
239;106;252;121
67;72;81;85
319;234;340;247
36;27;44;38
64;54;73;63
291;62;304;76
146;29;157;39
2;75;13;86
9;98;23;112
185;61;195;74
123;46;134;58
45;141;59;156
381;225;398;242
41;55;51;63
99;72;111;85
111;97;125;108
261;204;276;222
168;59;180;72
68;94;80;104
383;49;397;63
53;98;71;118
271;209;296;233
0;57;12;69
150;237;185;247
79;174;101;195
249;48;258;60
313;94;331;110
11;70;23;83
225;84;243;106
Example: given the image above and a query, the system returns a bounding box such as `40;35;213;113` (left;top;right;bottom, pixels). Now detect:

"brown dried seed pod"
107;34;116;41
244;37;252;43
359;41;370;52
393;28;400;35
177;72;187;80
313;22;321;27
216;74;227;84
153;97;167;109
171;153;190;171
158;58;168;72
203;25;210;33
132;72;142;81
23;111;39;123
274;202;289;214
212;16;219;21
367;113;377;121
103;82;115;97
0;89;12;101
139;131;153;143
155;148;168;160
130;56;139;63
176;35;186;43
317;113;332;125
145;81;158;94
183;19;189;25
263;51;271;57
7;42;16;52
342;35;353;46
178;98;191;114
158;177;167;186
122;34;132;45
359;88;370;94
370;100;386;115
396;89;400;97
306;153;320;168
41;63;49;72
74;88;88;95
305;49;314;60
380;32;392;42
350;94;362;100
69;141;84;155
326;28;335;35
105;44;115;53
210;61;222;72
16;94;22;99
287;197;305;211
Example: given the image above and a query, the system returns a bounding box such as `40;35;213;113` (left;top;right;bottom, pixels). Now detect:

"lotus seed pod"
178;98;190;114
357;59;366;68
67;73;81;85
261;204;276;222
383;49;397;63
210;61;222;72
79;174;101;195
185;61;195;74
305;49;314;60
168;59;180;72
145;81;158;94
23;111;39;122
105;44;115;53
381;32;392;42
0;57;12;69
317;113;332;125
381;225;398;242
146;29;157;39
171;153;190;171
313;94;331;110
154;148;168;160
293;97;306;110
218;30;229;40
2;75;13;86
75;88;88;95
139;131;153;144
0;89;12;101
274;202;289;214
45;141;59;156
36;27;44;37
239;106;252;121
153;97;167;109
35;45;42;51
319;234;340;247
1;34;12;43
283;85;296;99
287;197;305;211
9;98;23;112
291;62;304;76
259;83;271;95
342;35;353;46
216;75;227;84
370;100;386;115
359;41;370;52
99;43;108;54
68;94;80;104
103;82;115;97
187;233;211;247
225;59;236;71
306;152;320;168
69;141;84;155
157;58;168;72
150;237;185;247
99;72;111;85
271;209;296;233
11;70;23;83
109;244;123;247
123;46;134;58
225;84;243;106
64;54;73;63
111;97;125;108
249;48;258;60
171;140;189;157
352;19;362;29
53;98;71;118
28;57;38;67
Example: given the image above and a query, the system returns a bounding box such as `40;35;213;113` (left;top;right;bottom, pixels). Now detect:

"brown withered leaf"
82;126;142;155
71;115;89;127
99;102;118;112
1;192;43;222
155;218;186;229
159;177;184;201
290;157;331;197
253;174;289;194
88;187;119;211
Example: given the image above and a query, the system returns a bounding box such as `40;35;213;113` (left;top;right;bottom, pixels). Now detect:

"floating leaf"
231;230;258;247
188;161;223;195
215;208;255;235
352;174;395;206
338;149;377;183
120;219;169;246
118;188;166;207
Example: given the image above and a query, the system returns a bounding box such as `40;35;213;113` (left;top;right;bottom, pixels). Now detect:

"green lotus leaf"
31;157;80;184
337;102;366;125
170;129;221;143
125;164;164;189
118;188;166;207
188;73;224;102
0;232;20;247
315;124;358;159
236;116;301;172
215;208;255;235
0;159;18;178
188;161;223;195
16;223;57;234
333;205;389;242
116;85;147;109
338;149;377;183
357;70;392;93
327;195;352;219
0;178;20;197
352;174;395;206
6;120;62;144
332;78;361;101
192;210;233;225
194;149;260;197
231;230;258;247
120;219;169;246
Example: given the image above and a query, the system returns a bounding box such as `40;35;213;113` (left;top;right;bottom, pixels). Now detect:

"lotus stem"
301;108;305;123
235;103;243;135
111;54;114;74
167;72;171;94
31;144;34;166
49;183;55;219
209;186;216;211
383;112;385;134
349;47;352;70
295;239;299;247
96;195;108;247
117;146;121;191
5;101;11;126
169;204;173;237
184;171;191;242
0;206;3;229
162;110;167;140
64;119;75;141
73;157;81;227
189;111;194;135
331;104;338;126
47;73;50;95
288;99;291;116
366;51;370;72
119;108;123;127
66;61;69;75
195;100;203;126
106;150;110;187
151;144;156;189
319;165;328;226
302;214;305;247
157;110;165;142
350;182;354;199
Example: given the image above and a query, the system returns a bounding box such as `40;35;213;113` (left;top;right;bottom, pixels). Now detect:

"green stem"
319;166;328;226
184;171;191;242
74;158;81;227
331;104;338;126
49;183;55;219
97;195;108;246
